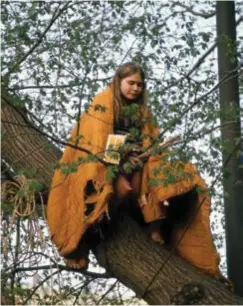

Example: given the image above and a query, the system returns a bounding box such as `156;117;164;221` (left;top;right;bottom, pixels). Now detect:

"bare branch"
11;264;111;279
172;2;215;18
97;280;118;304
10;218;21;305
9;77;112;91
22;270;59;305
72;278;96;305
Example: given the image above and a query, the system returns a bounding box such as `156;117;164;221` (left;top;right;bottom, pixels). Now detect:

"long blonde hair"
110;62;147;123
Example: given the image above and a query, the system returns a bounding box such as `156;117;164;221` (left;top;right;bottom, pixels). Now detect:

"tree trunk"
1;89;243;304
216;1;243;296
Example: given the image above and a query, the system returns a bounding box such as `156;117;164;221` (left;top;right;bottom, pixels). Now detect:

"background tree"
216;1;243;296
1;1;243;304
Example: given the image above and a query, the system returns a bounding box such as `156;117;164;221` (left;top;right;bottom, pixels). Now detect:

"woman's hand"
128;156;140;166
121;155;143;174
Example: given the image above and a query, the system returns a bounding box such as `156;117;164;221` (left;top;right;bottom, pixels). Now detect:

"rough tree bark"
1;90;243;305
94;215;242;305
1;88;61;186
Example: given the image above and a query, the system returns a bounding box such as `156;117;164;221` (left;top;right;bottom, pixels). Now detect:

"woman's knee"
130;171;142;196
115;175;132;199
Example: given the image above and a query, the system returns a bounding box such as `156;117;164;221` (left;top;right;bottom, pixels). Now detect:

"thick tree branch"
1;90;110;173
94;214;243;304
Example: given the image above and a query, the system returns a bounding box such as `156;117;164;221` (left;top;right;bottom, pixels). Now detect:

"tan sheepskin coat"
47;86;220;276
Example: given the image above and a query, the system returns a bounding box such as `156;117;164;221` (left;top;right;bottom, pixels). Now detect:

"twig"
10;218;20;305
22;270;59;305
96;280;118;305
72;278;96;305
138;135;181;161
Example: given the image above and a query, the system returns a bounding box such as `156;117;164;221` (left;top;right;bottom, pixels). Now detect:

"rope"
1;175;47;255
2;175;36;217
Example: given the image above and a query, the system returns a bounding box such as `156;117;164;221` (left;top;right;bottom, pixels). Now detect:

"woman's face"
120;72;143;101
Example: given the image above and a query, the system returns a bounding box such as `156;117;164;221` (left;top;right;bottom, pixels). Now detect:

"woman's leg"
147;219;165;244
63;238;89;269
114;174;132;199
131;170;166;244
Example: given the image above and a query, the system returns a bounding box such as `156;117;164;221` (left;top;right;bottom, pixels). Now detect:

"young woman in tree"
47;62;221;277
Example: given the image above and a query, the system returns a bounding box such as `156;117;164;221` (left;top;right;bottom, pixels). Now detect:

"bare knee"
115;175;132;199
130;171;142;196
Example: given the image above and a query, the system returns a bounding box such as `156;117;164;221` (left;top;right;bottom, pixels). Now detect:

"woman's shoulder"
94;86;112;102
88;86;113;115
